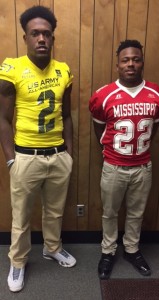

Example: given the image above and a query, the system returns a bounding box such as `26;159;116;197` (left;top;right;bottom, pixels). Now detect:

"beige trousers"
9;151;73;268
100;161;152;255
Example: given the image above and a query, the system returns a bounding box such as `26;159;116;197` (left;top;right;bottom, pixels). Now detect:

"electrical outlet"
77;204;85;217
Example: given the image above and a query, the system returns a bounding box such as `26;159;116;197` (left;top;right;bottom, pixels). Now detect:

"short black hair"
116;39;143;56
20;5;57;32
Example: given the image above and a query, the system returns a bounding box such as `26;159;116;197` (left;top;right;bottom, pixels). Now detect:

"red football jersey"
89;80;159;165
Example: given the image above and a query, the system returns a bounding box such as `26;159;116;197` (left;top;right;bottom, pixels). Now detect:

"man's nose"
128;59;134;66
38;33;45;42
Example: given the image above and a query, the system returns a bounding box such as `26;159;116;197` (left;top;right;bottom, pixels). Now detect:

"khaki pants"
9;151;73;268
100;161;152;255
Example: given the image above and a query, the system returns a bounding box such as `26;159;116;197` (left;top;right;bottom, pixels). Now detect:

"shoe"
7;265;25;292
124;250;151;276
98;253;115;280
43;248;76;267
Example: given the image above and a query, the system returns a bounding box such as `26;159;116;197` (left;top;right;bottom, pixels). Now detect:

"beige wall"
0;0;159;233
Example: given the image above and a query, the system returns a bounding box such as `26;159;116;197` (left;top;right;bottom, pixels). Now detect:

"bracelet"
6;159;15;167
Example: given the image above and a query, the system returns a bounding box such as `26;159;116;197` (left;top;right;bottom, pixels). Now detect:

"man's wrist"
6;159;15;167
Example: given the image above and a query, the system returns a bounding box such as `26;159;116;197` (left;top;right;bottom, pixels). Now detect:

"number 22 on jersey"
114;118;153;155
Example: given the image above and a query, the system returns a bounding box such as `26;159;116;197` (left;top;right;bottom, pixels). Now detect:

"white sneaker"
7;265;25;292
43;248;76;267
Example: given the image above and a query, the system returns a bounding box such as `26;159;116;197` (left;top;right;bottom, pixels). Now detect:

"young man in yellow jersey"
0;5;76;292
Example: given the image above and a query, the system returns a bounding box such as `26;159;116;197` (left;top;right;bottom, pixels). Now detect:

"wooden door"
0;0;159;235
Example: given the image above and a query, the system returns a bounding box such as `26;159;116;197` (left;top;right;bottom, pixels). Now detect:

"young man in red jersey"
89;39;159;280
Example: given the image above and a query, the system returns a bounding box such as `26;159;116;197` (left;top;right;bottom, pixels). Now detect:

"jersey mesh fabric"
0;56;73;147
89;80;159;166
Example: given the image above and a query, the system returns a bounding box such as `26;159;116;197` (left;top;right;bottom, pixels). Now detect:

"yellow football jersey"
0;55;73;147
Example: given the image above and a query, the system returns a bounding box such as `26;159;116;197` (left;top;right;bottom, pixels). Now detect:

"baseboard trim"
0;231;159;245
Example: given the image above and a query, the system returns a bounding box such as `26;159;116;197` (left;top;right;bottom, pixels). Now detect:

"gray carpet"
0;244;101;300
0;243;159;300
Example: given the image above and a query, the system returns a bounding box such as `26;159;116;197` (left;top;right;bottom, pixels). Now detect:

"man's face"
116;47;144;87
23;17;53;63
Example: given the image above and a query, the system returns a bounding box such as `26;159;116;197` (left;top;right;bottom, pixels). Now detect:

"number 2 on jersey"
38;90;55;133
114;118;153;155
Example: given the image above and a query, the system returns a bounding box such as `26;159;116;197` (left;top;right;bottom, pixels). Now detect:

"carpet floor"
100;278;159;300
0;243;159;299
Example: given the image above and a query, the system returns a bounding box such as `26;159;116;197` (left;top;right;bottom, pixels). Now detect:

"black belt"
15;144;67;156
119;163;149;170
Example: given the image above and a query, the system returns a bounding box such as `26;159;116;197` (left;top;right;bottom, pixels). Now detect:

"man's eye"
44;32;52;38
134;58;141;62
31;32;39;37
30;31;52;38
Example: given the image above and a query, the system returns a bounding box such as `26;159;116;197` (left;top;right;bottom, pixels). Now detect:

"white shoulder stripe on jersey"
103;87;121;109
93;117;105;124
144;85;159;96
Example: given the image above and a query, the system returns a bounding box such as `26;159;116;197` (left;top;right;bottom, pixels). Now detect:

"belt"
15;144;67;156
119;163;149;170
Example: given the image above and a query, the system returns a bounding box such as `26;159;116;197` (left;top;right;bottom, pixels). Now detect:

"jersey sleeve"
62;62;73;89
0;58;16;84
153;83;159;93
145;81;159;94
89;91;106;124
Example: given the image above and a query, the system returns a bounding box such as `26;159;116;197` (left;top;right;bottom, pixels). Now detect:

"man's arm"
62;84;73;157
0;80;16;162
93;121;105;149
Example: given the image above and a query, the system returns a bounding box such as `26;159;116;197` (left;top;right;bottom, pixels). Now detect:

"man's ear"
23;34;26;43
116;63;119;71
